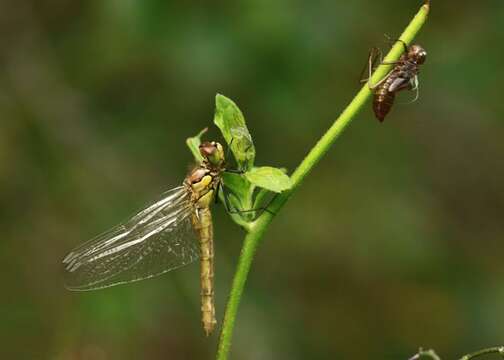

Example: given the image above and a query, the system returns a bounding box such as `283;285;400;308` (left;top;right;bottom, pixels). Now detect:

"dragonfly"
364;40;427;121
63;141;227;336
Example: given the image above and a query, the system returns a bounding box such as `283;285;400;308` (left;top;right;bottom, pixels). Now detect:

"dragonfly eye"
417;50;427;64
199;142;217;157
409;44;427;64
199;141;225;166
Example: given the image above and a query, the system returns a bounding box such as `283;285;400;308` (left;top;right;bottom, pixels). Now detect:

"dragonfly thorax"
184;141;225;209
186;167;221;209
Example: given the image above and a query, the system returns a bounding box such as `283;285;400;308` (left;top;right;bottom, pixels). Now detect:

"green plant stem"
409;348;441;360
216;2;430;359
459;346;504;360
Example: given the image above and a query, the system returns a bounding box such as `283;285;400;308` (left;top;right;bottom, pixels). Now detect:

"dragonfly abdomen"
373;76;397;122
192;208;216;336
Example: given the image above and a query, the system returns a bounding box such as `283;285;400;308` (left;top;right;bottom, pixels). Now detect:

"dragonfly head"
200;141;225;168
408;44;427;64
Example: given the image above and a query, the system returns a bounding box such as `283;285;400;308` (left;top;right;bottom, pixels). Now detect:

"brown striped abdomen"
192;208;216;336
373;83;396;122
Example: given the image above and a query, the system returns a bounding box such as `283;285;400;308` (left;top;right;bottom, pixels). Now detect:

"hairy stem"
216;2;430;359
459;346;504;360
409;348;441;360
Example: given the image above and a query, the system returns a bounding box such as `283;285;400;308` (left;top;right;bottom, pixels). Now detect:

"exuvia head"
408;44;427;64
199;141;225;167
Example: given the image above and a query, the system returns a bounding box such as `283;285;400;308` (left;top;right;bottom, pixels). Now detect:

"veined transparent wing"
63;186;200;291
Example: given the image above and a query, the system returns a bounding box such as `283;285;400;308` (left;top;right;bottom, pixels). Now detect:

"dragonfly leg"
218;183;233;212
225;138;244;171
360;47;381;84
404;76;420;104
214;182;222;205
244;143;253;154
224;169;245;174
368;68;394;90
224;137;252;172
220;183;276;216
362;47;398;90
225;138;234;161
380;60;401;65
227;206;276;216
384;34;409;53
218;182;245;215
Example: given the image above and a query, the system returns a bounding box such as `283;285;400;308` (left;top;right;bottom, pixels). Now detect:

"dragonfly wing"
388;76;411;93
63;186;200;291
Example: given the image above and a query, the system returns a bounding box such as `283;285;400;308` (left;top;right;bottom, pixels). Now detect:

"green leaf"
213;94;255;171
221;172;256;226
222;172;252;206
186;128;208;162
252;187;271;210
244;166;292;193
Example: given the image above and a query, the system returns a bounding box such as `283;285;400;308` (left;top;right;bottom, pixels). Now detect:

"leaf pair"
186;94;292;226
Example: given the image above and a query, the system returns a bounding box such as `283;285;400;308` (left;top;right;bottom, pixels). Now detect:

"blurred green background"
1;1;504;359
